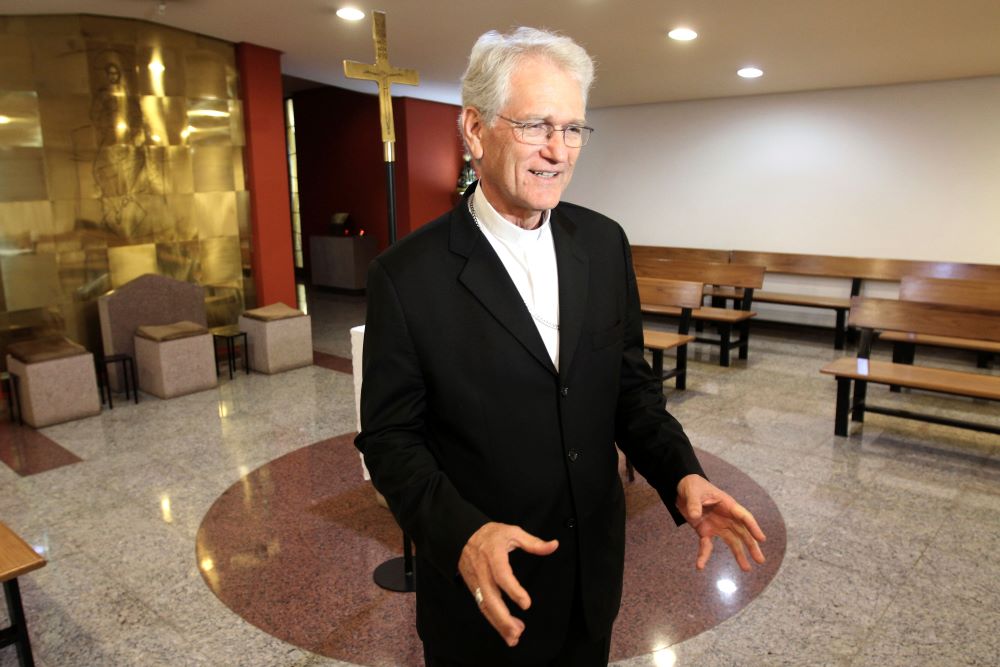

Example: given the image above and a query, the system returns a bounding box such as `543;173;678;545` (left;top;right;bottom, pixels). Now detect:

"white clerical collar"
471;185;551;244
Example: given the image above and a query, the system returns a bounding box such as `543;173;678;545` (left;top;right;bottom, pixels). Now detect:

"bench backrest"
633;258;765;289
636;278;705;309
899;276;1000;311
730;250;1000;282
632;245;732;264
848;297;1000;343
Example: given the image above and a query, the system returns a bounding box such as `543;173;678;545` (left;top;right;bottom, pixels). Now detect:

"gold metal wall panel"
232;146;246;191
200;235;242;287
192;145;235;193
0;92;41;148
36;94;95;151
107;242;157;288
228;101;246;146
193;191;238;239
156;240;201;282
1;252;62;312
0;200;54;248
0;149;49;202
186;99;234;146
29;33;90;96
45;149;84;201
236;190;251;239
163;147;195;194
0;16;251;357
163;193;197;242
184;51;230;100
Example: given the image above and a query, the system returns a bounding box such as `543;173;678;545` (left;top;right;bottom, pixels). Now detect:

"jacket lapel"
451;192;557;375
551;207;589;382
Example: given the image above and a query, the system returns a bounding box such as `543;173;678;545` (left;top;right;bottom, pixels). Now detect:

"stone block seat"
238;302;312;374
5;337;101;428
134;321;217;399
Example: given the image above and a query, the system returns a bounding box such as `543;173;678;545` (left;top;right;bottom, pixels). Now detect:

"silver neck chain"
468;197;560;331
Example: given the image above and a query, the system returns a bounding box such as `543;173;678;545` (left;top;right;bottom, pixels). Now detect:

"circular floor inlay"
197;434;785;665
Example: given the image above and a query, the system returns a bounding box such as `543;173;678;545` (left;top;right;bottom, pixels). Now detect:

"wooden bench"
1;521;46;667
634;258;765;367
636;278;702;390
879;276;1000;372
820;297;1000;436
631;245;732;264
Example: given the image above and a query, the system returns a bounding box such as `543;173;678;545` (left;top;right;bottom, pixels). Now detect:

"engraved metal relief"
0;15;251;360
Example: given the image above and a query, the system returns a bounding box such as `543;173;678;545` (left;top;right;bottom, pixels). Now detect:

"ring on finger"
474;587;484;606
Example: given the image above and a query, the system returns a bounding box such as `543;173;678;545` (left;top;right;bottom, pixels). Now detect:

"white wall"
565;76;1000;326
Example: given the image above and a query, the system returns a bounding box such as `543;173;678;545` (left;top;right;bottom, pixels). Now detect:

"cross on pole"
343;11;419;163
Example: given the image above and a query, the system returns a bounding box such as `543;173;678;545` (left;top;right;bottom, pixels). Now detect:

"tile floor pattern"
2;287;999;666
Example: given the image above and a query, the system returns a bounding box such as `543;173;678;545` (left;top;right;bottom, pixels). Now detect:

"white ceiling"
3;0;1000;108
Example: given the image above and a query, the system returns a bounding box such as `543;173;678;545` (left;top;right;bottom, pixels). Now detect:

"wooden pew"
634;258;765;367
731;251;1000;350
880;276;1000;372
631;245;732;264
1;521;46;667
819;297;1000;436
636;278;702;390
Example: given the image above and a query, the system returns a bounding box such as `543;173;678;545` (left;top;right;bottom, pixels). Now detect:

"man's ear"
461;107;485;161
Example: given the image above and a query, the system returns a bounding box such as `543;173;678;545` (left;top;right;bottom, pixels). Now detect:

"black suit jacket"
357;185;704;664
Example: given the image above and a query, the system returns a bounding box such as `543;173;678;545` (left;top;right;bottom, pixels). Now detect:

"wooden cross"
343;11;419;161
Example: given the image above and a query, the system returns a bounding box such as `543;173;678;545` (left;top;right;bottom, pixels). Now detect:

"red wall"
396;97;465;238
292;87;462;268
235;43;297;307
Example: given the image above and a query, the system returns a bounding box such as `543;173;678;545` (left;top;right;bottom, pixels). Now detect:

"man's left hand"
676;474;767;572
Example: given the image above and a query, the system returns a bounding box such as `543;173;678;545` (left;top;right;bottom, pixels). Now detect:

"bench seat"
820;357;1000;400
1;520;47;666
641;304;756;324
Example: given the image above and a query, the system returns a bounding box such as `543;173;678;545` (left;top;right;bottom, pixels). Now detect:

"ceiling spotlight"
737;67;764;79
336;7;365;21
668;27;697;41
0;115;11;125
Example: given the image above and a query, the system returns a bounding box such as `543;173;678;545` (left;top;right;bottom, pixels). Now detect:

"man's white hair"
460;27;596;125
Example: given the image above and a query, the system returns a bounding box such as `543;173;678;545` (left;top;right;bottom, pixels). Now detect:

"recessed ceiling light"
668;27;698;41
336;7;365;21
737;67;764;79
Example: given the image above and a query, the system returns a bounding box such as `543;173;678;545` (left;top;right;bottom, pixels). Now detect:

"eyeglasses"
498;115;594;148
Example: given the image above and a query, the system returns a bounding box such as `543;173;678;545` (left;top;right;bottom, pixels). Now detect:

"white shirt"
470;186;560;369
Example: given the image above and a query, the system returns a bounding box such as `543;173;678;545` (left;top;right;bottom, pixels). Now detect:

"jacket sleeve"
355;259;490;577
611;227;706;525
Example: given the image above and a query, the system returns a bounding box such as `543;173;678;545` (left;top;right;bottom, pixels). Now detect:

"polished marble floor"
1;286;998;666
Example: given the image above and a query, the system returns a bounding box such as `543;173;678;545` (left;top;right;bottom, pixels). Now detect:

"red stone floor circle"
196;433;786;665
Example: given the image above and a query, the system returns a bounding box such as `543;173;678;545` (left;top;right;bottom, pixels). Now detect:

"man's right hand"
458;522;559;647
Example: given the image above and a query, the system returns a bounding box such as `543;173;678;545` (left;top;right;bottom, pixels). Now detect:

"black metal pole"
385;160;397;246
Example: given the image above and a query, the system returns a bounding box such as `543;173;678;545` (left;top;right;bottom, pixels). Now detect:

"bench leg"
676;344;688;390
890;343;916;392
738;321;750;360
851;380;867;423
834;377;851;436
719;326;731;367
4;578;37;667
834;309;846;350
650;349;664;383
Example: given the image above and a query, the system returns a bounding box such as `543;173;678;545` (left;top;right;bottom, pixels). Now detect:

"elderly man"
357;27;765;666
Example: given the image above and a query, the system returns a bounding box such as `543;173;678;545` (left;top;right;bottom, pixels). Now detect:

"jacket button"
567;449;579;462
566;518;576;528
560;386;569;397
